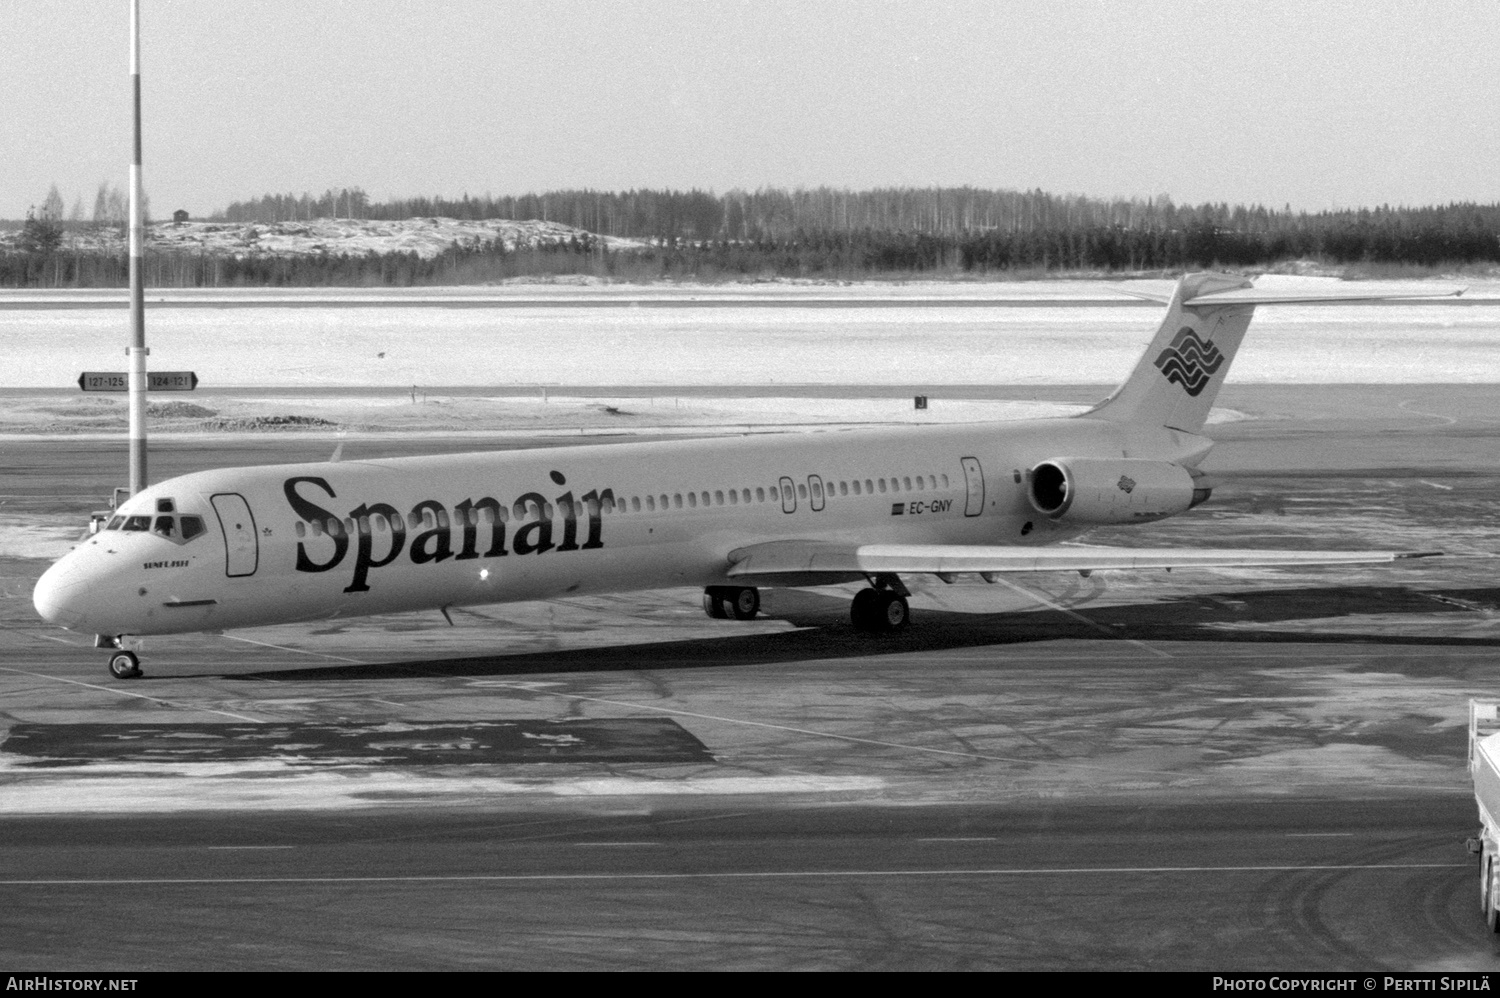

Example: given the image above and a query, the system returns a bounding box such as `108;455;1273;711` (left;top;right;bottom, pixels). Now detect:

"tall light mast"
127;0;148;495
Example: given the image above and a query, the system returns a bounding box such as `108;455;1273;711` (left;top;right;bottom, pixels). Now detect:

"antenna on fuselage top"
126;0;148;495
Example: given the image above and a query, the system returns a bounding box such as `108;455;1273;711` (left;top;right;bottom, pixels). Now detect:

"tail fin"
1087;272;1466;434
1087;272;1255;434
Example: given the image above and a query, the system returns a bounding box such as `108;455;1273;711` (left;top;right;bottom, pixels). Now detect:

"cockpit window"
141;513;208;543
105;515;125;531
123;516;151;531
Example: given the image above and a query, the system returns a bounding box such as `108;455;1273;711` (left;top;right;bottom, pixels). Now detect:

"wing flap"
726;540;1436;580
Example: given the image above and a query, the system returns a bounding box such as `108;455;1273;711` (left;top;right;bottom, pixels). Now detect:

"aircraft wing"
725;540;1438;584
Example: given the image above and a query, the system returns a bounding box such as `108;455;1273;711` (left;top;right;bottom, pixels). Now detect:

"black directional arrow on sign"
77;371;199;392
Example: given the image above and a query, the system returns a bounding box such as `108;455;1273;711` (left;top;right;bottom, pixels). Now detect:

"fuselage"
32;415;1207;638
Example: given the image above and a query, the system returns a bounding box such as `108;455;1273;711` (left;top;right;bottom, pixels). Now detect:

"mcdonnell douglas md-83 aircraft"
33;273;1461;679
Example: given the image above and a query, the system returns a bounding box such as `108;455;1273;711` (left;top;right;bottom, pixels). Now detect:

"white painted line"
917;837;998;842
205;845;297;851
495;685;1047;766
485;684;1201;779
218;633;367;664
0;862;1466;888
0;665;265;724
31;632;80;646
2;626;82;647
1398;400;1458;426
990;577;1174;659
1418;480;1455;491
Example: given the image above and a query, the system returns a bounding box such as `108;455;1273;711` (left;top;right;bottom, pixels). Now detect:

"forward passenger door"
210;493;259;577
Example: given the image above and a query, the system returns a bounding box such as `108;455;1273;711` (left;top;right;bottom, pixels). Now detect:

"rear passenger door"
961;457;985;517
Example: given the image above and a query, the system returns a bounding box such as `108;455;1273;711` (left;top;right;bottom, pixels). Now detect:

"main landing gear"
99;636;142;679
703;586;761;620
850;575;910;634
703;579;911;632
851;589;909;632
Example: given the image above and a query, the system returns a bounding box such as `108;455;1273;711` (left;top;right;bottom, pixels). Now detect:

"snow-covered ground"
0;292;1494;389
0;216;646;259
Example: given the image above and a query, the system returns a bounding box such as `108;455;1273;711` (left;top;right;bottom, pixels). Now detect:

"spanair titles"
283;472;611;594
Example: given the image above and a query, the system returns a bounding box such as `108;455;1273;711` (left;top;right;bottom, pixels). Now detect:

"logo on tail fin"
1153;327;1224;397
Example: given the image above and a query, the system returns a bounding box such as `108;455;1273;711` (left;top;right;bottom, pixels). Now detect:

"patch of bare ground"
198;414;338;432
147;401;218;419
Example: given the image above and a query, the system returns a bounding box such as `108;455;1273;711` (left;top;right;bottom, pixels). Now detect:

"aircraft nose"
33;555;89;630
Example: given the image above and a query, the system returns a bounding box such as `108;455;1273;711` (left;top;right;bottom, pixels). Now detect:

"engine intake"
1027;458;1207;525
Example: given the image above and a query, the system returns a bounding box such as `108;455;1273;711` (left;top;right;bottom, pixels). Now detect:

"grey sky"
5;0;1497;220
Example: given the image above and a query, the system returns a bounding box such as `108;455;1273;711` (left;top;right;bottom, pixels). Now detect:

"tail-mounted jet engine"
1027;458;1212;525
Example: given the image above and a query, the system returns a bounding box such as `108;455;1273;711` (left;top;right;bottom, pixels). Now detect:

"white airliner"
33;273;1460;679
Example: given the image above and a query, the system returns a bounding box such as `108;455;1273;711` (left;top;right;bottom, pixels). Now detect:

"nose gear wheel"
107;650;143;679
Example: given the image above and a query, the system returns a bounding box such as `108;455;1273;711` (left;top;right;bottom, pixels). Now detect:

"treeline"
218;184;1500;249
4;185;1497;287
6;218;1498;289
0;237;611;288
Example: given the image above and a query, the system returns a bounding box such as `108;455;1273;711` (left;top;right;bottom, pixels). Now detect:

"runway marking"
918;837;998;842
0;666;265;723
205;845;296;851
990;577;1174;659
493;684;1057;766
1398;400;1459;426
218;633;366;664
20;631;76;646
0;862;1467;888
0;622;83;647
1418;480;1455;491
485;683;1207;779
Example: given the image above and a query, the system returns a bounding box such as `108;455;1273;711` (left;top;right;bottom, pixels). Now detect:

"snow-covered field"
1;216;645;259
0;284;1494;390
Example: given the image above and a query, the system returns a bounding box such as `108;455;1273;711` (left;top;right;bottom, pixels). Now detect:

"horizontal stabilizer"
1182;287;1466;306
726;540;1438;581
1112;283;1466;307
1114;283;1177;304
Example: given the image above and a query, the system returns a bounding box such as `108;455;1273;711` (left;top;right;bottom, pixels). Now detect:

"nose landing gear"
97;636;143;679
107;650;142;680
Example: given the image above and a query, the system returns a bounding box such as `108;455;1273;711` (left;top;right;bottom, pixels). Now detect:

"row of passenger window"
605;472;951;514
290;471;954;539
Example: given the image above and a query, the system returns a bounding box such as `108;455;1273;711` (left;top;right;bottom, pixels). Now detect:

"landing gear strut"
703;586;760;620
107;650;142;680
851;575;910;633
